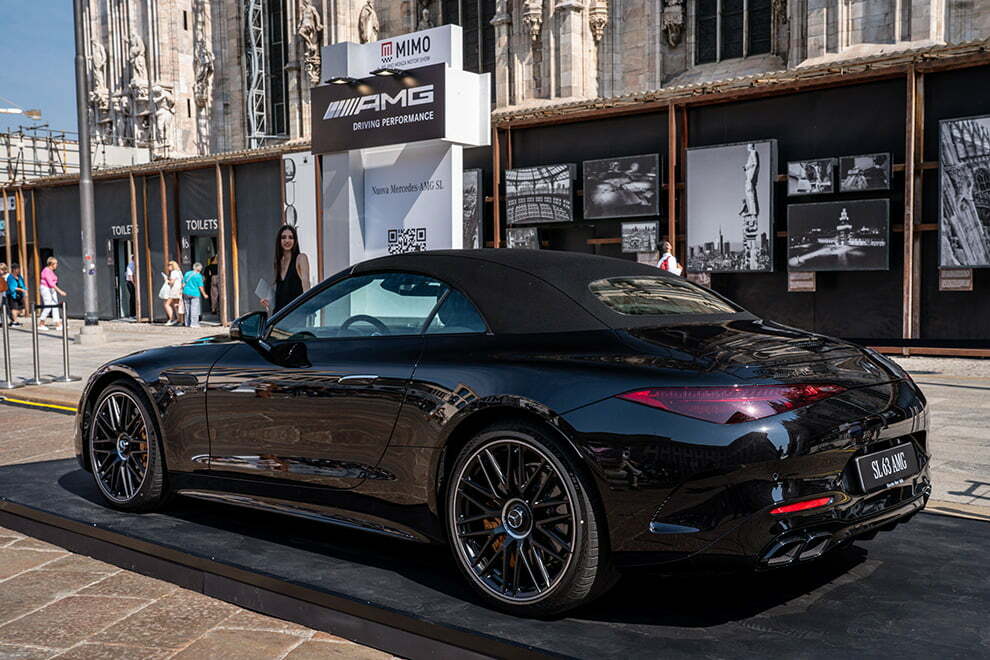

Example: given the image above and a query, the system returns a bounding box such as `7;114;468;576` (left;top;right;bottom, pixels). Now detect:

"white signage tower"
313;25;490;275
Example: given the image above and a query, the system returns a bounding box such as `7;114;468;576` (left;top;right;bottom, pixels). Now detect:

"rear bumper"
563;378;931;568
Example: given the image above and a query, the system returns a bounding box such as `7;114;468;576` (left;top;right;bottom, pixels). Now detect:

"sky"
0;3;77;134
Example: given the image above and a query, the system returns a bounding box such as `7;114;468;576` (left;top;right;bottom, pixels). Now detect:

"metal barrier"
24;305;50;386
0;300;21;389
52;302;80;383
22;302;80;385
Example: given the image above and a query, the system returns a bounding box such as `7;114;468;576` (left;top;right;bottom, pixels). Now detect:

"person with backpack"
657;240;682;276
181;262;209;327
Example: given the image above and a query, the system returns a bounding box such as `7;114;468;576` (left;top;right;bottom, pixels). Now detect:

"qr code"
387;227;427;255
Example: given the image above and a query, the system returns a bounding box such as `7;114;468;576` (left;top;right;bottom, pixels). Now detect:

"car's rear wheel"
446;423;615;616
88;381;168;512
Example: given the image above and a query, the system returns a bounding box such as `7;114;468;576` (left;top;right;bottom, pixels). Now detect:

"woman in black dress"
265;224;311;313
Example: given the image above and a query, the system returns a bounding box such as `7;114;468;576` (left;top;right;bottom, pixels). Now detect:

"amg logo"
323;84;434;119
395;36;431;58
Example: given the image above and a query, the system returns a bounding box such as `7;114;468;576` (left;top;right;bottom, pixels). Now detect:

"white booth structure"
312;25;491;276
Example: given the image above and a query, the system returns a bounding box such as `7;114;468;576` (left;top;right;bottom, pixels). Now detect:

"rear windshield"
588;276;741;316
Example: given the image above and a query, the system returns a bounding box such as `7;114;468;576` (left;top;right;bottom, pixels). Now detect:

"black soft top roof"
351;250;751;334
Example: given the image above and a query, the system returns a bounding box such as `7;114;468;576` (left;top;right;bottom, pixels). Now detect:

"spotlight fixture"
370;67;407;77
328;76;358;85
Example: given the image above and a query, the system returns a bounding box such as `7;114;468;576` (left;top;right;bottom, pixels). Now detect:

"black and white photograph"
940;115;990;268
583;154;661;219
838;153;891;192
621;221;659;253
787;200;889;271
686;140;776;273
505;165;576;225
506;227;540;249
463;169;483;249
787;158;836;196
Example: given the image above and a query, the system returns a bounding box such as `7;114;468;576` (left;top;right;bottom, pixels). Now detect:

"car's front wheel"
446;422;616;616
88;381;168;512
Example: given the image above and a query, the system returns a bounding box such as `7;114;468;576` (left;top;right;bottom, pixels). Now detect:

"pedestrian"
39;257;67;332
657;241;683;276
5;263;27;327
260;224;310;314
125;254;136;318
163;260;183;325
205;256;219;314
182;262;208;327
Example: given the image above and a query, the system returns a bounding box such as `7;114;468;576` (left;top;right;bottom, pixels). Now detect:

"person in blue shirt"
5;263;27;327
181;262;209;327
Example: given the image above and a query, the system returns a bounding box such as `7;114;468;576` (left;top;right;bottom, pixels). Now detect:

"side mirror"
229;311;268;342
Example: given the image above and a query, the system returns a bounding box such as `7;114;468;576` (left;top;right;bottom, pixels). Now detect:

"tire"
445;422;617;617
88;381;168;512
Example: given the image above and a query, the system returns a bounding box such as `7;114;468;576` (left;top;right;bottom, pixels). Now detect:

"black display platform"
1;459;987;659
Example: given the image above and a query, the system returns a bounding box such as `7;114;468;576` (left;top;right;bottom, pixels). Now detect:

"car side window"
425;289;488;335
269;272;447;341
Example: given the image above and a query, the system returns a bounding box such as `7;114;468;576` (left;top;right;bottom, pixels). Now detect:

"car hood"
615;319;895;387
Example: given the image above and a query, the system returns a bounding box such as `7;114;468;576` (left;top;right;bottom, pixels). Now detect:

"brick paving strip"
0;525;394;659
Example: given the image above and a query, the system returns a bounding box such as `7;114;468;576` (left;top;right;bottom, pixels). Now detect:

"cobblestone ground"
0;406;393;660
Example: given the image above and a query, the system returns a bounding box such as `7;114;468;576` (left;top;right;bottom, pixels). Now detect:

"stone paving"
0;405;393;660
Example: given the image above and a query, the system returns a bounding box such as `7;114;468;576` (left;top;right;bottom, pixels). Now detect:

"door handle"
338;374;379;385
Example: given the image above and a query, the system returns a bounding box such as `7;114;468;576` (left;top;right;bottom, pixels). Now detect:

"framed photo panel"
787;199;889;271
940;115;990;268
462;169;483;249
583;154;661;219
686;139;776;273
505;165;576;225
787;158;836;196
838;153;891;192
621;221;659;253
506;227;539;249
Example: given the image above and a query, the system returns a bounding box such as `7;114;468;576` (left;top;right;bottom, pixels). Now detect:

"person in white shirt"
657;241;682;275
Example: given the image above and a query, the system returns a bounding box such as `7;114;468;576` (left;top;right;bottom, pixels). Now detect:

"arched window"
696;0;772;65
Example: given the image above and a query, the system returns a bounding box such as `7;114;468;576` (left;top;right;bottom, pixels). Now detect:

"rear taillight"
769;497;833;515
616;384;846;424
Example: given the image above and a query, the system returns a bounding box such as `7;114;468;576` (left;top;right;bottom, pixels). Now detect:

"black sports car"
75;250;930;616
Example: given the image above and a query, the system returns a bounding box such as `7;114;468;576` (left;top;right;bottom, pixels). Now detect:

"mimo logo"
323;85;435;119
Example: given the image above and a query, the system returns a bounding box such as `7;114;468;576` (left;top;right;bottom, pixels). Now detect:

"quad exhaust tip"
763;532;832;567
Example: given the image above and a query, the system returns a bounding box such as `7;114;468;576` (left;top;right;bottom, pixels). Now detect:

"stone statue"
416;5;434;30
128;31;149;92
661;0;684;48
88;41;109;110
588;0;608;43
297;0;324;85
358;0;379;44
194;38;215;107
152;85;175;147
522;0;543;43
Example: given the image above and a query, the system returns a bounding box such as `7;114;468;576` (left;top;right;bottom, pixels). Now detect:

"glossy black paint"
75;251;930;570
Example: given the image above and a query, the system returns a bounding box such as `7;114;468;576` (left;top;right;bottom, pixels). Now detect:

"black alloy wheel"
89;382;167;511
447;424;615;616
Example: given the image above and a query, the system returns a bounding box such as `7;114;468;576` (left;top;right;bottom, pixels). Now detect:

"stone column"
491;0;513;108
554;0;586;99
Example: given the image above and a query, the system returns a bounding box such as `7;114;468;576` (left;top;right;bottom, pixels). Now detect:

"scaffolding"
245;0;269;149
0;125;78;184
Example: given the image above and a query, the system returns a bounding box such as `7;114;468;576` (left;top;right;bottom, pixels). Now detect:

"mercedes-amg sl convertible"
75;250;930;616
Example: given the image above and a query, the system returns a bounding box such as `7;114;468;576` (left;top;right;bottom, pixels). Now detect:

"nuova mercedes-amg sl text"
76;250;930;616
